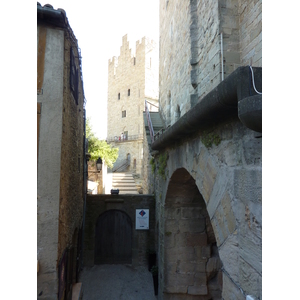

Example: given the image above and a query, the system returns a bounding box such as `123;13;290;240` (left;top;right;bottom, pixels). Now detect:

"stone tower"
107;34;158;186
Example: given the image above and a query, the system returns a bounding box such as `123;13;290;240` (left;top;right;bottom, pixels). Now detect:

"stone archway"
163;168;222;299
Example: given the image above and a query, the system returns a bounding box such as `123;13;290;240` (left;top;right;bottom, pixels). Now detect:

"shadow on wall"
163;168;222;299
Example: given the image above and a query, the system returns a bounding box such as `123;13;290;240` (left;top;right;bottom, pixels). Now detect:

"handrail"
112;159;129;172
145;100;159;110
145;100;155;143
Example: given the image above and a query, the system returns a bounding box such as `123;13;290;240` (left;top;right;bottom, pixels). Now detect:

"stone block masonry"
107;35;158;184
159;0;262;130
152;119;261;299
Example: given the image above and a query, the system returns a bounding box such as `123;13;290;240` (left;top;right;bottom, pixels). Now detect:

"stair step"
112;180;135;184
113;186;137;189
111;172;138;194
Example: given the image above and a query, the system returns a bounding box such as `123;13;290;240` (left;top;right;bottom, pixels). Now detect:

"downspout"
151;66;262;151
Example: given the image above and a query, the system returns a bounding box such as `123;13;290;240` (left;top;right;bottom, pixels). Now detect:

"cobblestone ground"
79;264;157;300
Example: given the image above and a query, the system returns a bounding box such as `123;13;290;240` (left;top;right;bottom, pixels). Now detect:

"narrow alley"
79;264;157;300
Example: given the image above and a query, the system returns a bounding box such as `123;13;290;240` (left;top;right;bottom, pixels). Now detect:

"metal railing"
112;158;130;172
145;100;155;143
107;134;143;143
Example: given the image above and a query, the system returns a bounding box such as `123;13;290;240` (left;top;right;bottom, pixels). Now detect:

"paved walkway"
79;264;157;300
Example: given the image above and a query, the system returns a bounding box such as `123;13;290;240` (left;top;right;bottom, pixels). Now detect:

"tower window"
118;93;120;100
122;110;126;118
128;89;130;96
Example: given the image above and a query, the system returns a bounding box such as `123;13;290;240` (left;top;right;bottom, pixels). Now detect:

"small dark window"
122;110;126;118
70;47;79;105
128;89;130;96
118;93;120;100
134;57;136;65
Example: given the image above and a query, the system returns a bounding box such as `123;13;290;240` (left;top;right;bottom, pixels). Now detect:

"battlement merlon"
108;56;118;67
108;35;157;61
108;34;158;74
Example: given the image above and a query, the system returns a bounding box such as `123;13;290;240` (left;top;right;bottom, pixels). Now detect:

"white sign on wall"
135;209;149;230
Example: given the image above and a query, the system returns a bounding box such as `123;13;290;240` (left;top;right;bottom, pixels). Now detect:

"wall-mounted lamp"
96;157;102;172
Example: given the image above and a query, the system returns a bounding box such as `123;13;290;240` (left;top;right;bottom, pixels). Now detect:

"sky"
39;0;159;139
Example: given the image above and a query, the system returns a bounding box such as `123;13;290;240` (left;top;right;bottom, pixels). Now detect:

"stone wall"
163;168;222;299
159;0;262;128
83;194;156;267
109;139;144;175
58;31;84;264
152;119;262;299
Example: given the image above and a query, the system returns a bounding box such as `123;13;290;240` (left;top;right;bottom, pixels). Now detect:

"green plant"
150;157;156;173
86;117;119;168
201;131;221;148
151;265;158;276
158;152;168;180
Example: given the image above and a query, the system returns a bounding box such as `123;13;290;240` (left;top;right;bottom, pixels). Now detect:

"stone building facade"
37;3;86;299
107;35;159;183
146;0;262;299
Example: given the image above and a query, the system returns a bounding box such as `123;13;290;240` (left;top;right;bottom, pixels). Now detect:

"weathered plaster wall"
83;194;155;267
37;25;64;298
152;120;262;299
37;18;85;299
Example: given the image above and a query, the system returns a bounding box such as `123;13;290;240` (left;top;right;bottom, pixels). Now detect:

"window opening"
124;131;128;140
70;47;79;105
118;93;120;100
128;89;130;96
122;110;126;118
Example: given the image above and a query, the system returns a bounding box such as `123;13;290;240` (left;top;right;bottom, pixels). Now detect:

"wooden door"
95;210;132;264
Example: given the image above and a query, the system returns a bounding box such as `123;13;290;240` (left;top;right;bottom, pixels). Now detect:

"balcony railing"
107;134;143;143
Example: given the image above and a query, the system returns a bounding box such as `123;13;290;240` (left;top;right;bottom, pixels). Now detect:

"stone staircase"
143;111;165;145
112;172;139;194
